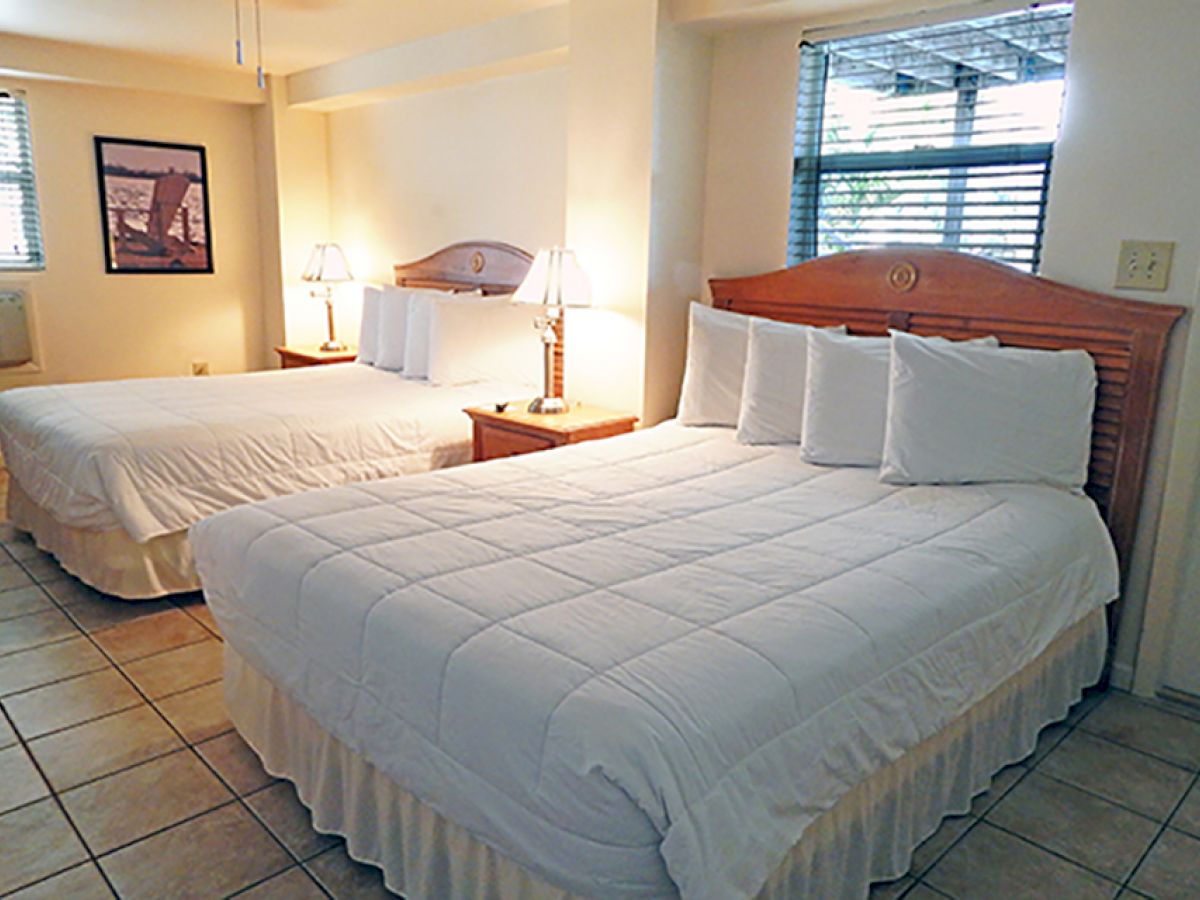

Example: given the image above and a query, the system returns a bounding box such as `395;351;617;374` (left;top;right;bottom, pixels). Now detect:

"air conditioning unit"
0;288;33;369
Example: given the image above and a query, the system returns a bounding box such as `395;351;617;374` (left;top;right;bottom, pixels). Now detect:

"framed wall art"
94;136;214;274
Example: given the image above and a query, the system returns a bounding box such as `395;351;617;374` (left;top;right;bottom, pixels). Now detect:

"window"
790;3;1072;272
0;91;44;270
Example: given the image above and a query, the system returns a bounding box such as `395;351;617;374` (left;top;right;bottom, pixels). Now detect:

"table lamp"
513;247;592;414
302;243;353;351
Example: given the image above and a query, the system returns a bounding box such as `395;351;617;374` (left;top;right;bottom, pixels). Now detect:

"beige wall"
697;0;1200;693
326;66;567;284
0;76;265;388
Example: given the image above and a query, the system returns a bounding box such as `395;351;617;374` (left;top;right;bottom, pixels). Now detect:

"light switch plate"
1115;240;1174;291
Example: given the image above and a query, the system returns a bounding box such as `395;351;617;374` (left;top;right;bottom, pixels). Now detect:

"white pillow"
374;287;412;372
357;287;382;365
427;296;540;388
677;302;754;427
802;331;1000;467
736;319;847;445
881;332;1096;490
401;289;485;380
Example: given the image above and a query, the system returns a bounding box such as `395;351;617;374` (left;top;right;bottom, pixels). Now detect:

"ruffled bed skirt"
7;477;195;599
224;607;1105;899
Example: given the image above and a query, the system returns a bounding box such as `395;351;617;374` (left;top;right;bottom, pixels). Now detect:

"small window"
790;3;1072;272
0;91;45;270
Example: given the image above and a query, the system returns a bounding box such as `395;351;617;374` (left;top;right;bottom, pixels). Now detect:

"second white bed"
0;363;529;595
193;422;1118;899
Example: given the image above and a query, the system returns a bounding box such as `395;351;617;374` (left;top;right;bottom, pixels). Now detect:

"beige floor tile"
987;771;1160;881
1029;721;1073;765
195;731;277;795
156;680;233;743
184;601;222;636
306;844;397;899
1170;782;1200;838
246;781;339;861
236;865;327;899
0;636;109;697
925;822;1115;900
28;703;182;791
0;798;89;894
100;802;292;900
60;749;233;854
4;667;142;740
0;608;80;656
0;585;53;620
868;874;915;899
62;594;176;634
5;862;114;899
40;576;118;609
90;608;210;662
1080;693;1200;770
121;638;223;699
907;886;953;899
18;554;67;584
1039;731;1192;820
1130;828;1200;899
0;561;34;592
910;814;974;876
0;713;16;750
971;762;1029;816
2;539;43;564
0;744;49;814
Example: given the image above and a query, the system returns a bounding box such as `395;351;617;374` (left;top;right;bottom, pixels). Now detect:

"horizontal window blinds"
790;2;1072;272
0;92;44;270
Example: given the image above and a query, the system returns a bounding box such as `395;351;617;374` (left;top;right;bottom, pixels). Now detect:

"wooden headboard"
392;241;563;397
710;249;1185;585
393;241;533;294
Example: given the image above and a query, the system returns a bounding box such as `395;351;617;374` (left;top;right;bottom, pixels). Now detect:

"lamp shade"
514;248;591;309
302;243;353;283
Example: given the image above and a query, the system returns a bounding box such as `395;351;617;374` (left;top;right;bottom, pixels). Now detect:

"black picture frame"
94;136;214;274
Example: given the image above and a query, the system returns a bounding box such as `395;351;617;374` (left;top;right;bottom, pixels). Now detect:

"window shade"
790;3;1072;272
0;92;45;270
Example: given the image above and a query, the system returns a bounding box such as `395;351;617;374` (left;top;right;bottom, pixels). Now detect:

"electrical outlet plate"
1115;240;1174;292
191;360;210;376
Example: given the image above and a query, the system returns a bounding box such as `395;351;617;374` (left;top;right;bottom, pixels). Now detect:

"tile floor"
1;494;1199;898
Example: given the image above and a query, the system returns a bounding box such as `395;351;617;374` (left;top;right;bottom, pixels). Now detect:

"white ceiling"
0;0;564;75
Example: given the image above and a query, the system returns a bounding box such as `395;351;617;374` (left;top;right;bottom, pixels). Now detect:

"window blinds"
790;2;1072;272
0;92;45;270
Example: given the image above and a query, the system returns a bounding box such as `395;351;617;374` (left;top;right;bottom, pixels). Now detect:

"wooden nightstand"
275;345;358;368
465;402;638;462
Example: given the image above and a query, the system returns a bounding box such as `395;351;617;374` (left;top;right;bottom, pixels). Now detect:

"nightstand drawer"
477;425;557;460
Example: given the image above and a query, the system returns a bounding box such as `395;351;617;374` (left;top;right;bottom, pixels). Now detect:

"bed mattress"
0;363;528;542
192;423;1119;899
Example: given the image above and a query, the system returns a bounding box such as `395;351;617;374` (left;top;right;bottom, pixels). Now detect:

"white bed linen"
192;423;1119;900
0;364;529;542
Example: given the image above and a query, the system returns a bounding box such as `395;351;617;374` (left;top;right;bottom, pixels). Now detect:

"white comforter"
0;364;528;542
192;423;1118;899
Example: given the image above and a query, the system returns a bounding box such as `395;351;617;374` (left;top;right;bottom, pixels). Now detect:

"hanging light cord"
255;0;265;88
234;0;244;66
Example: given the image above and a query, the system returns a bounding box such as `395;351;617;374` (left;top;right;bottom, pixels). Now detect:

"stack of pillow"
357;286;540;389
677;302;1097;492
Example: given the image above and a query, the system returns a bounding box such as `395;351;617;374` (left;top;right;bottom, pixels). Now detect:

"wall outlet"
191;360;210;376
1115;240;1174;291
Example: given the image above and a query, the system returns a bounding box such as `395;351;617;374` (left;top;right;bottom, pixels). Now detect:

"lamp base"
319;340;347;352
527;396;567;415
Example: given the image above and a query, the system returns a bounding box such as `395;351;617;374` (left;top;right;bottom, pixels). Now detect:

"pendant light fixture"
233;0;265;89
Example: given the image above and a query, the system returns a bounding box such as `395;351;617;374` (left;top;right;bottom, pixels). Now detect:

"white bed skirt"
224;607;1105;900
7;477;195;599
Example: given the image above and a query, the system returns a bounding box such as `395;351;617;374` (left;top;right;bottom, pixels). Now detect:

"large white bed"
0;241;537;598
191;250;1183;897
195;422;1118;898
